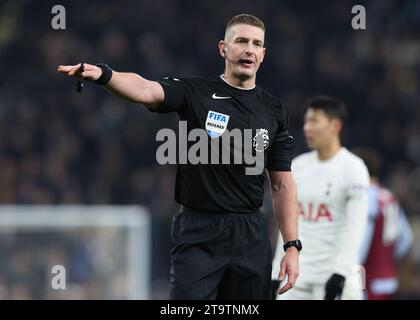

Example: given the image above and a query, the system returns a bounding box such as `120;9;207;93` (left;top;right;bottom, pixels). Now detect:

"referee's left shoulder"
259;88;286;112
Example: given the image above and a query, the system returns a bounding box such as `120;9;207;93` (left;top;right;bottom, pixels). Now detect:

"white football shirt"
272;147;370;285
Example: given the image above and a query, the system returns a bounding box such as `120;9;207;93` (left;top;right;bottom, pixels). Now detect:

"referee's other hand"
57;63;101;81
277;247;300;295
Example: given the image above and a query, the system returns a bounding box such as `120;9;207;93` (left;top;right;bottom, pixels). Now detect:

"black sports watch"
283;240;302;252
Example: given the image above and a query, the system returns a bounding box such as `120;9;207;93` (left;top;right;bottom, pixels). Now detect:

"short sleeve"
266;104;294;171
153;77;189;114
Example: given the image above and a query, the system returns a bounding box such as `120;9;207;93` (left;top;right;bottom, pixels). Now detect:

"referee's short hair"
305;95;347;123
226;14;265;32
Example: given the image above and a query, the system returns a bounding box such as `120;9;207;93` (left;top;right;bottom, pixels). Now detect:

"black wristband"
95;63;113;85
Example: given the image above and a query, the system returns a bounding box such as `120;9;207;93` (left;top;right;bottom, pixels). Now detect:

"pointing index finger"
57;65;72;72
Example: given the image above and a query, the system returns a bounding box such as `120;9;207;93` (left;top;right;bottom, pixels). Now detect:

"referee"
58;14;300;300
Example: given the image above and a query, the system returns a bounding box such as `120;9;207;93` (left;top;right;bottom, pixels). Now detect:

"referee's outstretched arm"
268;170;300;295
57;63;164;110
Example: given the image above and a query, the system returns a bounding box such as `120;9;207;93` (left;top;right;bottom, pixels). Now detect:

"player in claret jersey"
353;147;413;300
271;95;370;300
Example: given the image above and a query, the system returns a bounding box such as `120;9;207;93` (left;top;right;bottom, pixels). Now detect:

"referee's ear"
219;40;227;58
260;47;266;63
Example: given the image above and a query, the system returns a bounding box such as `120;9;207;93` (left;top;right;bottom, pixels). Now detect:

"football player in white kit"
272;95;370;300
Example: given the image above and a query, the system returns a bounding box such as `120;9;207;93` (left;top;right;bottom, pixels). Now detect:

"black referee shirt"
153;75;293;213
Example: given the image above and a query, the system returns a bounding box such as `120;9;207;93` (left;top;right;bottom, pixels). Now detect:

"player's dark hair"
351;147;382;178
305;95;347;123
226;14;265;32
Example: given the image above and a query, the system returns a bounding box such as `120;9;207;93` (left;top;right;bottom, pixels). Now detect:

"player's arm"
358;205;376;265
327;161;370;300
267;170;299;295
395;208;414;261
57;63;164;110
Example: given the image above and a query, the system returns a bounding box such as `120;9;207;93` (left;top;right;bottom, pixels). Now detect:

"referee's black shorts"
169;206;272;300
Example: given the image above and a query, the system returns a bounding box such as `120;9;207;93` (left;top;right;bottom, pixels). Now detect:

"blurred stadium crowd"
0;0;419;299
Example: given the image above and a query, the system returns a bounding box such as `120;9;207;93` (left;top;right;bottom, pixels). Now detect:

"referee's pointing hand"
57;63;101;81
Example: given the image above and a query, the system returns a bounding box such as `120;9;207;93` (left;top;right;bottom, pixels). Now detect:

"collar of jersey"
219;74;257;92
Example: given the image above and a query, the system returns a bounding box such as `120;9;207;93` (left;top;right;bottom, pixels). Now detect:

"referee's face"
221;24;266;82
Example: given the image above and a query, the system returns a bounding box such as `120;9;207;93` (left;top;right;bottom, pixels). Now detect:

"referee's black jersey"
153;75;294;214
